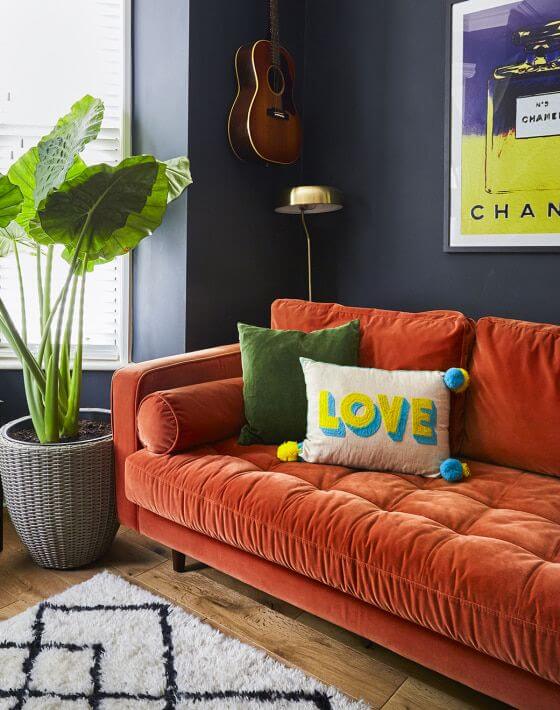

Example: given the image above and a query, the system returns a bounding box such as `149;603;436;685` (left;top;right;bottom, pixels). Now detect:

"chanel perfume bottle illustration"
486;19;560;193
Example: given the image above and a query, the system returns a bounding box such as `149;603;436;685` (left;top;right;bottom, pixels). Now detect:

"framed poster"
446;0;560;251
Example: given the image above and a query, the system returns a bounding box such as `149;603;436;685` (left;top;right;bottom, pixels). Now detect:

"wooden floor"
0;510;506;709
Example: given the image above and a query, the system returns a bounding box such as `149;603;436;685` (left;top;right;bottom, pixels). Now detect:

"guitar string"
269;0;281;112
269;0;277;109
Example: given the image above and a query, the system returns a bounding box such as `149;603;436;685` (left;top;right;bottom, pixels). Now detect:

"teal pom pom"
440;458;464;482
443;367;470;393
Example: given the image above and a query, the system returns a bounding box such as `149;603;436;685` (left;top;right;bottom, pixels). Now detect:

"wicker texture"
0;415;118;569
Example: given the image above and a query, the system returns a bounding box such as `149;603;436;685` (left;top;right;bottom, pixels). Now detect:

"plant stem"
44;220;90;441
36;247;43;330
62;273;79;349
0;312;33;382
77;259;87;348
53;228;89;361
22;362;46;442
13;242;45;439
0;297;45;392
63;257;87;437
37;287;63;367
58;272;79;411
41;244;54;365
0;314;19;354
37;242;83;368
13;242;27;341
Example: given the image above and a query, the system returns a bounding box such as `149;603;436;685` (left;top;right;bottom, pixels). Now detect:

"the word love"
319;390;437;446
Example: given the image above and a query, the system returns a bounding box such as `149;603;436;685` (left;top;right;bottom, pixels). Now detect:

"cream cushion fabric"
300;358;451;477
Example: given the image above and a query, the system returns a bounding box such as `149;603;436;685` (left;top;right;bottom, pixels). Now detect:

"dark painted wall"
185;0;307;351
132;0;309;357
132;0;190;361
1;371;110;426
303;0;560;324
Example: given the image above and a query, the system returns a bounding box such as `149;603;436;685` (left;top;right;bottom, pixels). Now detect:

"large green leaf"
7;95;101;243
33;155;169;264
9;147;86;236
0;174;23;228
0;221;32;257
162;156;192;203
0;233;11;257
8;147;39;229
34;95;104;205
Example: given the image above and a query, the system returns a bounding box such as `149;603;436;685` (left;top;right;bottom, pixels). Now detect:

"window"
0;0;131;368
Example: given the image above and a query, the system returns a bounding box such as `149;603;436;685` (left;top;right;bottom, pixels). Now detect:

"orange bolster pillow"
137;377;244;454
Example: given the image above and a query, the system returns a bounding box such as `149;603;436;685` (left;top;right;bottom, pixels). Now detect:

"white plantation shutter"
0;0;130;367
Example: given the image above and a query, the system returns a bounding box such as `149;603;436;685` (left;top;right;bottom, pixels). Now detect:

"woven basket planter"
0;408;118;569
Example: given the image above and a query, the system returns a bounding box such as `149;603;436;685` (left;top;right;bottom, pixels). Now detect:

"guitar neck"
269;0;281;69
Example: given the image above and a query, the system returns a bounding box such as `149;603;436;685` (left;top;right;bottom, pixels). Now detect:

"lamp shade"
275;185;343;214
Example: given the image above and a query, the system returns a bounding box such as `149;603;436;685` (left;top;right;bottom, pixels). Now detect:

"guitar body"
228;39;301;165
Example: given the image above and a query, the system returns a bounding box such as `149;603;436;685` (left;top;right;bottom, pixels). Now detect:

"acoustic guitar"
228;0;302;165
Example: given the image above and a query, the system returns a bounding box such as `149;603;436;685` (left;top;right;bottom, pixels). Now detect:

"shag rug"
0;572;366;709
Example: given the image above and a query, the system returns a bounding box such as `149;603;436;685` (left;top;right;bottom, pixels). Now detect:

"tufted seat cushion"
125;438;560;684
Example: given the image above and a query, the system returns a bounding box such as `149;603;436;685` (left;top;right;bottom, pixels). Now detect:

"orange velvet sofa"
112;299;560;709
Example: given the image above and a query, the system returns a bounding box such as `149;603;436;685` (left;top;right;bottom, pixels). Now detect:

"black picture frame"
443;0;560;253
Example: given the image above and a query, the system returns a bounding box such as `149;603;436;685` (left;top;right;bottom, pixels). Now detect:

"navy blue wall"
132;0;190;362
1;371;110;426
185;0;306;351
303;0;560;324
133;0;308;357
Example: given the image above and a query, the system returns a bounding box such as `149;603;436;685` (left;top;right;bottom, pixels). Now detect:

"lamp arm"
300;209;312;301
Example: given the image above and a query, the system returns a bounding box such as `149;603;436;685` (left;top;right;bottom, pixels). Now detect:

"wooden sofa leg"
172;550;186;572
171;549;208;573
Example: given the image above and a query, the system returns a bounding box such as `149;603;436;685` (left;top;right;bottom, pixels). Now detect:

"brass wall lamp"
275;186;343;301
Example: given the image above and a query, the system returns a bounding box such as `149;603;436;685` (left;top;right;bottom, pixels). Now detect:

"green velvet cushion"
238;320;360;445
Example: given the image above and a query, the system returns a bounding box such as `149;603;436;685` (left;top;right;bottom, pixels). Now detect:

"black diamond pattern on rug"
0;601;334;709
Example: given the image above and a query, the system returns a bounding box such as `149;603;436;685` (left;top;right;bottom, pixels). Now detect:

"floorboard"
137;561;406;708
0;510;508;708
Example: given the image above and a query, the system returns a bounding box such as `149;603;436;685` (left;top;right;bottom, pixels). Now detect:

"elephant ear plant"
0;95;192;444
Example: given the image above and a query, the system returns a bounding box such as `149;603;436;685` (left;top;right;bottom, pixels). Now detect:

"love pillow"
299;358;469;477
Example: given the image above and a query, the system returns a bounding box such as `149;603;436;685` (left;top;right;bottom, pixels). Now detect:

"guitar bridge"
267;108;289;120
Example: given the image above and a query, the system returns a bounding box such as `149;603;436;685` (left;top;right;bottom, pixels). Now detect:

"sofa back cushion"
271;299;475;454
462;317;560;476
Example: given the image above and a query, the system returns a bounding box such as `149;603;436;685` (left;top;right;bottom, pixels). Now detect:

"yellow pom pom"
462;462;471;479
455;368;471;393
277;441;299;462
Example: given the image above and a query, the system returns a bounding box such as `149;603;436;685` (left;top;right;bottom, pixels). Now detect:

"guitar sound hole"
267;65;285;95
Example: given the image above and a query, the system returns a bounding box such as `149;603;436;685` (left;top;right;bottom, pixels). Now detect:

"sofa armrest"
111;344;241;529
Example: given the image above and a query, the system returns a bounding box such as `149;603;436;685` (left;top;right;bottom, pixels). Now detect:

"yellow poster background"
461;134;560;235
